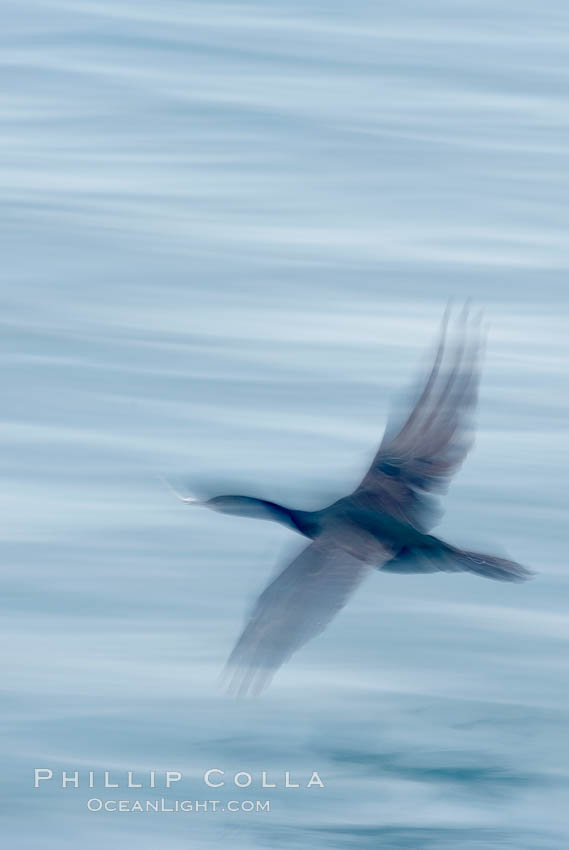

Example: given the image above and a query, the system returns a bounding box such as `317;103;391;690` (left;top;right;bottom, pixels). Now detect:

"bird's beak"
159;476;202;505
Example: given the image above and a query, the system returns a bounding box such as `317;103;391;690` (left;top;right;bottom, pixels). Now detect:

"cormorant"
169;308;531;695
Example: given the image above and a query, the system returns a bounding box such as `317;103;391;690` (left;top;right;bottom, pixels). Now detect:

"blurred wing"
354;307;483;532
224;541;374;696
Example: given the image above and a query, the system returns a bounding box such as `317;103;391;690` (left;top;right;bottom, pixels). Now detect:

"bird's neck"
250;499;316;538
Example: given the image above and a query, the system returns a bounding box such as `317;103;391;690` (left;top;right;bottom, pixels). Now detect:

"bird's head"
204;494;280;519
162;478;291;522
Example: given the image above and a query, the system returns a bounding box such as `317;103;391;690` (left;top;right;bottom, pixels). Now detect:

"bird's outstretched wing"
353;306;483;532
223;541;374;696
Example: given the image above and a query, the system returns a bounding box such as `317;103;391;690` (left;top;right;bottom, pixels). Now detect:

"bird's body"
170;308;531;695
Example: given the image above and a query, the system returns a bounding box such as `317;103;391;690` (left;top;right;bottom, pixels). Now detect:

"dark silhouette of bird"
168;307;531;695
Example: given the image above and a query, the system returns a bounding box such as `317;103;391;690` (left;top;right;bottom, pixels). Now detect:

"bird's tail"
438;542;532;582
383;539;532;582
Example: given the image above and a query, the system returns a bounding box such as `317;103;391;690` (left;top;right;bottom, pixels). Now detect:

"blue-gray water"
2;2;569;848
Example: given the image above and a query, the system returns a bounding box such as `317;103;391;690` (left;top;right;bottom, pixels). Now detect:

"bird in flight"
169;307;531;695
